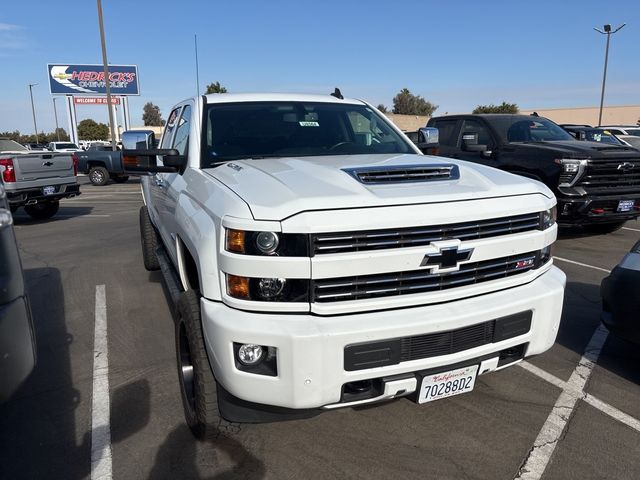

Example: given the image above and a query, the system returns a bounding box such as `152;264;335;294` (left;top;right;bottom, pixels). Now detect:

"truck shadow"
11;206;95;224
0;267;150;479
148;426;265;480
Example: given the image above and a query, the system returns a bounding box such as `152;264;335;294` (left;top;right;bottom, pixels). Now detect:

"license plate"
418;365;478;404
42;185;56;196
617;200;635;212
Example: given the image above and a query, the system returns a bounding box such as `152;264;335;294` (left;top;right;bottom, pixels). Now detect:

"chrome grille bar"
311;213;541;255
312;251;540;303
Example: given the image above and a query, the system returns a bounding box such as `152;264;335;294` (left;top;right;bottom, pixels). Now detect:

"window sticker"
299;121;320;127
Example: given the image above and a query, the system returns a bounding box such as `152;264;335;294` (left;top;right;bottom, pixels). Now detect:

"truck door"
156;103;192;263
455;119;497;167
150;106;181;256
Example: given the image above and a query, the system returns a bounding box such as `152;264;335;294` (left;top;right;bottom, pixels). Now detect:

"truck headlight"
540;206;557;230
555;158;588;187
226;274;309;302
255;231;279;254
225;229;308;256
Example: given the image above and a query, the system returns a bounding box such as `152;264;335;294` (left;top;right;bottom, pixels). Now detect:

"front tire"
176;289;240;440
585;221;626;234
24;201;59;220
139;206;160;271
89;166;109;186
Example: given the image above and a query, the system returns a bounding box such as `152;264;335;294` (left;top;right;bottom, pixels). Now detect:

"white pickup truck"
124;93;566;439
0;139;80;219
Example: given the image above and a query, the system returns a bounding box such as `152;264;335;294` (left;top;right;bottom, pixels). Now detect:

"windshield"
507;118;572;142
490;117;573;143
201;101;413;166
0;139;28;152
584;129;623;145
55;143;78;149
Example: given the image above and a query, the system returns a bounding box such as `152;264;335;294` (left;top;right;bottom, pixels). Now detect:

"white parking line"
515;324;609;480
519;362;640;434
91;285;112;480
554;256;611;274
622;227;640;233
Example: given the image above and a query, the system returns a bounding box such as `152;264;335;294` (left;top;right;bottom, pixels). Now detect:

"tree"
204;81;228;94
392;88;438;116
376;104;388;113
142;102;165;126
472;102;519;114
77;119;110;140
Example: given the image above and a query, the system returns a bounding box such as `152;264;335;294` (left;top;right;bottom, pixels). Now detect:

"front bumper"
7;183;80;207
201;265;566;410
557;194;640;225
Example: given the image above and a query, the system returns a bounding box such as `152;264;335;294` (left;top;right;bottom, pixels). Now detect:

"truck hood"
203;154;553;220
508;140;640;159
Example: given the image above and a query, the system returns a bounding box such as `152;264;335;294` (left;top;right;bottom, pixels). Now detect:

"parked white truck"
124;92;565;439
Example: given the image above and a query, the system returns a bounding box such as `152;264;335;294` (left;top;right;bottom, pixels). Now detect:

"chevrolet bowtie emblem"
421;246;474;271
618;162;635;172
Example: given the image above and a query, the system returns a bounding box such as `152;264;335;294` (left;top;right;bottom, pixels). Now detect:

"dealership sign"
74;97;121;105
48;64;139;95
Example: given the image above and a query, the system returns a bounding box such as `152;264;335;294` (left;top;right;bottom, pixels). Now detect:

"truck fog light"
255;231;279;254
257;278;286;299
237;344;264;365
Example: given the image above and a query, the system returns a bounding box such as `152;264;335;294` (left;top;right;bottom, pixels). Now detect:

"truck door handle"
154;177;165;188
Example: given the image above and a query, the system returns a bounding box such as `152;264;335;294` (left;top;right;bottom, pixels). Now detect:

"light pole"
594;23;626;127
28;83;39;143
52;97;61;141
96;0;117;151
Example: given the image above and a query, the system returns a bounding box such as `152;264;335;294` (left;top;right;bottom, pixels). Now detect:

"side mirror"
121;130;157;150
122;149;187;174
461;132;487;152
417;127;439;147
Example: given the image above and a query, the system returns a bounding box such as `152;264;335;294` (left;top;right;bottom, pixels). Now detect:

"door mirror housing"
461;132;487;152
417;127;439;147
121;130;157;150
122;149;187;174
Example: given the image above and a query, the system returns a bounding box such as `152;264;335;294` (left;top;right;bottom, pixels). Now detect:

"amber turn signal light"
226;229;246;253
227;274;250;299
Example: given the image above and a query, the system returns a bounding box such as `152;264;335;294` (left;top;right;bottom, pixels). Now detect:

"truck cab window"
459;119;492;147
430;119;457;146
161;107;182;149
172;105;191;155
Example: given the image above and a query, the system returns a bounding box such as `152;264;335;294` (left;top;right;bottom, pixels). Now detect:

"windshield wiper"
207;155;284;168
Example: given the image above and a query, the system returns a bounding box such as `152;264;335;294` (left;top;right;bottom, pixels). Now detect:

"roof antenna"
531;111;539;117
330;87;344;100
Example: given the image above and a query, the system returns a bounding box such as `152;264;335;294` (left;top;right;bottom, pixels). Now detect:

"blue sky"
1;0;638;134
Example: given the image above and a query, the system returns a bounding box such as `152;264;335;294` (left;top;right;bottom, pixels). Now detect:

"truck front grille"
579;159;640;195
312;251;542;303
311;212;541;255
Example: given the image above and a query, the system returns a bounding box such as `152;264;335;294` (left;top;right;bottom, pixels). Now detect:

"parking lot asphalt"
1;177;640;480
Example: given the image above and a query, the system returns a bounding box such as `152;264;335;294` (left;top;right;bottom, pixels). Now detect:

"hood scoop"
343;164;460;184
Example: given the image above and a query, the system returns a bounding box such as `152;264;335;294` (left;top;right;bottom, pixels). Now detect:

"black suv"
0;180;36;402
426;114;640;232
